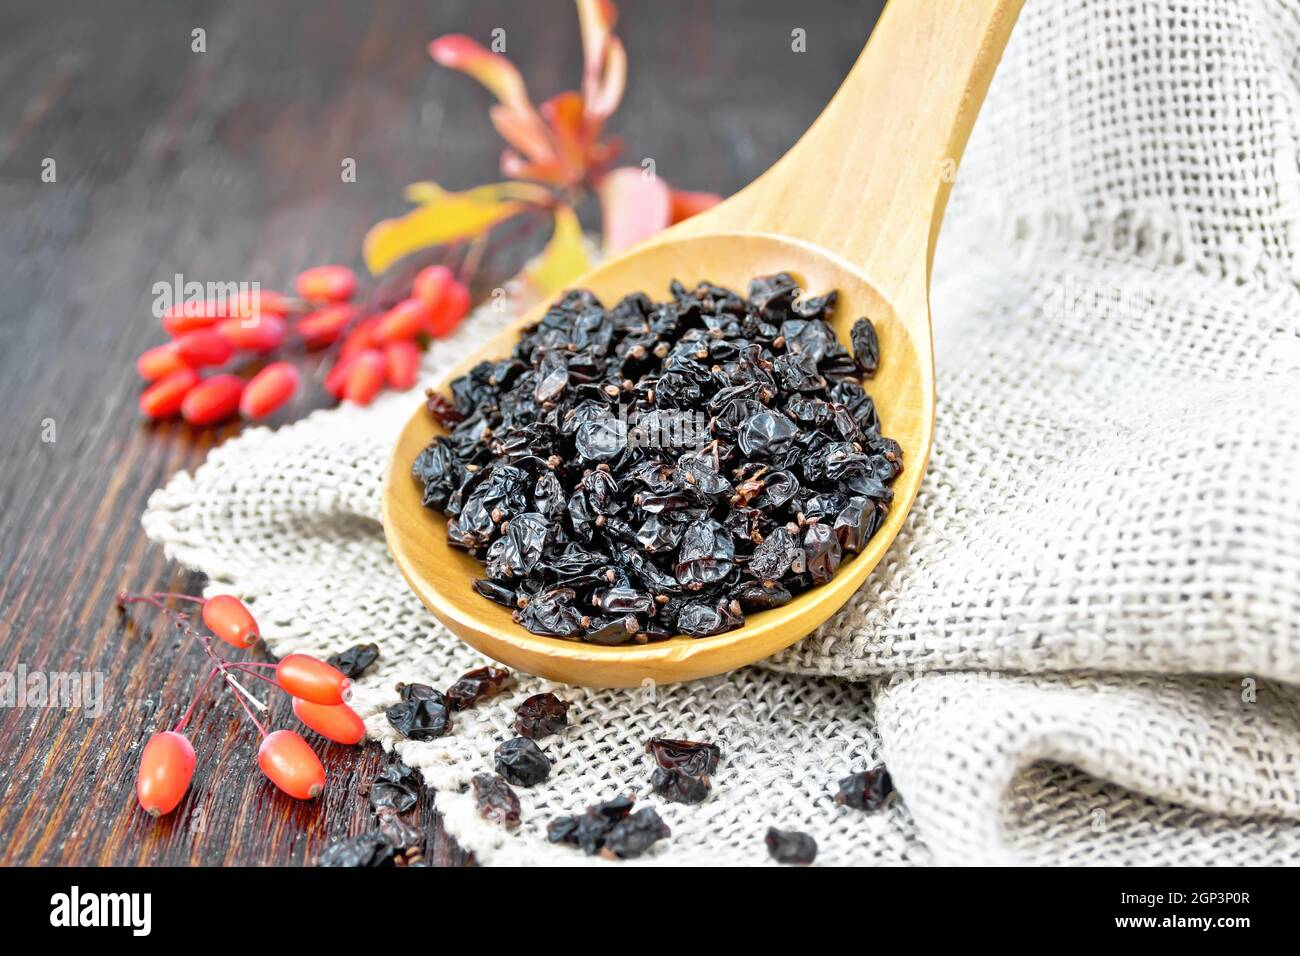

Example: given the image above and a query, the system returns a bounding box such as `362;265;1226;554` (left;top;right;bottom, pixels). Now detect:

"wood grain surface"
0;0;878;866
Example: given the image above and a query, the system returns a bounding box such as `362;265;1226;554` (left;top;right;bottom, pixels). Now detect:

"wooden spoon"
382;0;1024;687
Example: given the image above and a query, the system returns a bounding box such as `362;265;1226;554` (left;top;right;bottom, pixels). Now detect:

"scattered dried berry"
514;692;570;739
316;811;424;867
386;683;453;740
413;274;900;641
369;760;420;814
494;736;551;787
326;642;380;680
646;737;721;776
601;807;671;860
765;827;817;865
316;831;397;868
472;773;522;828
650;766;711;805
834;765;893;811
446;665;512;710
548;794;647;856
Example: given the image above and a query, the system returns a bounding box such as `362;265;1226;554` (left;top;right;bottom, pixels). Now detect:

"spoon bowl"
382;1;1023;686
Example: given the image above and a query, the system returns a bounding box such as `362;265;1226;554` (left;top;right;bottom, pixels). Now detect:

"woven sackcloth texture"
143;0;1300;865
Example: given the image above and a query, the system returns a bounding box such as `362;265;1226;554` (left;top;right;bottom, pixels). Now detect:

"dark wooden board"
0;0;879;866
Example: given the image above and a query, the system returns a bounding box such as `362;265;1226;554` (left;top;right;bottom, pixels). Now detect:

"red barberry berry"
258;729;326;799
136;343;187;381
180;374;244;426
427;280;470;338
139;368;200;419
275;654;350;705
201;594;260;648
294;265;356;303
323;355;355;399
338;316;380;363
292;698;366;745
216;314;287;352
239;362;299;420
412;264;453;307
342;350;386;405
297;304;356;348
161;301;224;336
236;289;292;317
137;730;196;817
384;340;421;390
375;298;432;343
175;329;235;368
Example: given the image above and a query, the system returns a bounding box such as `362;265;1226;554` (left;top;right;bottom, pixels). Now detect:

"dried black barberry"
316;812;425;868
646;737;722;776
445;666;512;710
316;831;396;868
834;765;893;811
601;807;671;860
326;642;380;680
385;683;452;740
850;317;880;376
765;827;818;865
472;773;522;828
414;274;900;642
514;692;570;739
650;767;711;805
368;759;420;814
548;794;668;858
494;736;551;787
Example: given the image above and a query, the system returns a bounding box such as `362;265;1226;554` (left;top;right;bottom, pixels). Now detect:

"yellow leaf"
364;181;551;275
526;206;591;296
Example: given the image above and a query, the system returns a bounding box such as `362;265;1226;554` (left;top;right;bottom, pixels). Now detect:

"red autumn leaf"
576;0;625;123
430;35;558;169
541;92;589;177
669;187;723;224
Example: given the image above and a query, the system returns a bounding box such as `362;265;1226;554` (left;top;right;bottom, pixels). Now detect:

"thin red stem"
122;590;278;739
174;665;220;733
119;593;168;613
229;664;281;688
149;591;206;606
222;670;269;737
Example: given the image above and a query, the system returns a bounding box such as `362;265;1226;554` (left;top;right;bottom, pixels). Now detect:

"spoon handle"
674;0;1023;318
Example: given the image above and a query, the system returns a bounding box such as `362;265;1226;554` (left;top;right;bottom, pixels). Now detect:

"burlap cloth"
143;0;1300;865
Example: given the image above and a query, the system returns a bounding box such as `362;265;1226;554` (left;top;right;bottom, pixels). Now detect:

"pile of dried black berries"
413;273;900;642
